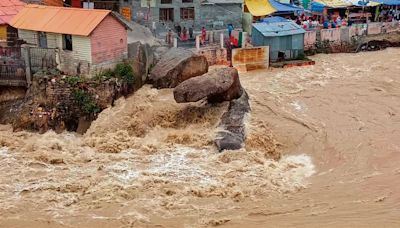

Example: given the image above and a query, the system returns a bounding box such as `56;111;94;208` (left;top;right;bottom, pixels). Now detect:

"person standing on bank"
189;26;194;40
176;24;182;37
181;27;188;41
201;27;207;45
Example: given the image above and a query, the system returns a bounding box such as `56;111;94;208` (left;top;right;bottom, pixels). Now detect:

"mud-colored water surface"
1;49;400;227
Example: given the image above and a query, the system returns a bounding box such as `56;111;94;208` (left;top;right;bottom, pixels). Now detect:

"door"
38;32;47;48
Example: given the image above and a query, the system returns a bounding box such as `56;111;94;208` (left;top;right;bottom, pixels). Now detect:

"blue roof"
311;2;325;12
270;0;304;12
373;0;400;5
252;21;306;37
262;16;290;23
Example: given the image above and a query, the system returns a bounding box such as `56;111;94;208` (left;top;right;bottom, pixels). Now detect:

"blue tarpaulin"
261;16;290;23
373;0;400;5
311;2;325;12
270;0;304;12
252;21;306;37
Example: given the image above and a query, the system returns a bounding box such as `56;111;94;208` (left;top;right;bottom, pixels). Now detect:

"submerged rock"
149;48;208;88
173;67;242;103
215;91;250;152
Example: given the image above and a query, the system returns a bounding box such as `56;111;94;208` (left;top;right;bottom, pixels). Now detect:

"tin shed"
10;5;129;75
251;20;305;61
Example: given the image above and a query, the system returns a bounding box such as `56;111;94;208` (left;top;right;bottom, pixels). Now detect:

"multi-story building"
121;0;243;31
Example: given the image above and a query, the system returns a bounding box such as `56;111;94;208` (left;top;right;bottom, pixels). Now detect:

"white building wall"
71;35;92;63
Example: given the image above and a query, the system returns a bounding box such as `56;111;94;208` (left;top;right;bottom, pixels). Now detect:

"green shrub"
91;64;134;84
114;63;134;84
64;76;82;86
72;89;101;114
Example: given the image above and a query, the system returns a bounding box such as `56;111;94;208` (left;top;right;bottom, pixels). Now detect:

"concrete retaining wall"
232;46;269;73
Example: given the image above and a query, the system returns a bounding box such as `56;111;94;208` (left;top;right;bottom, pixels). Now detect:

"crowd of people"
293;14;349;30
379;6;400;21
166;24;209;46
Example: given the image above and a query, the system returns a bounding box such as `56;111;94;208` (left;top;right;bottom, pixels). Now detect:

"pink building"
10;5;129;75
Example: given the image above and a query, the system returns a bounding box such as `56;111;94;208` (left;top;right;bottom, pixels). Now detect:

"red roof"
0;0;24;25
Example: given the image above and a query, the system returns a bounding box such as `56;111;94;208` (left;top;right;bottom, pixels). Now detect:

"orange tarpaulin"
245;0;276;17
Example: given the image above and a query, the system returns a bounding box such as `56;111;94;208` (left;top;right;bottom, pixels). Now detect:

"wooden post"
196;35;200;50
220;33;224;48
173;37;178;48
22;46;32;87
241;32;248;48
209;31;214;43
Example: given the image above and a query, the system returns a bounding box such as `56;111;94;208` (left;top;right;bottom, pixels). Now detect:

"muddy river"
1;49;400;227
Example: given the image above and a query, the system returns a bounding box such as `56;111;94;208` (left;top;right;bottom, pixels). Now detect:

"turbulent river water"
1;49;400;227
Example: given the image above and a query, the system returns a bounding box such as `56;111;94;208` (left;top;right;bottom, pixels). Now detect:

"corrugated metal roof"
0;0;24;25
202;0;243;4
315;0;352;7
252;21;305;37
371;0;400;5
270;0;304;12
347;0;380;6
10;5;112;36
245;0;276;16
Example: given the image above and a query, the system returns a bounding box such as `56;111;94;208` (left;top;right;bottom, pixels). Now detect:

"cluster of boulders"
149;48;250;151
174;67;243;104
148;48;209;88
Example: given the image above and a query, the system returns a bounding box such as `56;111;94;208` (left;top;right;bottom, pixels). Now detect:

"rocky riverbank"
0;64;138;134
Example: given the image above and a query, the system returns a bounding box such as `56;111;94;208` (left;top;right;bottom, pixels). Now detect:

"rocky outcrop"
128;42;155;88
173;67;242;103
149;48;208;88
215;91;250;152
356;39;400;52
1;73;135;134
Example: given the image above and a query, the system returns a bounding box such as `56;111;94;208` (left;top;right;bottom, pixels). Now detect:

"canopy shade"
314;0;352;7
372;0;400;5
245;0;276;16
270;0;304;12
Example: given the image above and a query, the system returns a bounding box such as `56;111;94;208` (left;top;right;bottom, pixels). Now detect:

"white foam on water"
105;147;219;186
290;100;303;111
148;147;218;186
0;147;8;157
282;154;316;178
106;162;141;184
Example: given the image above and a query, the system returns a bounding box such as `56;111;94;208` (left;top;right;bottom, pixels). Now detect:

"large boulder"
173;67;242;103
128;42;155;88
215;91;250;152
149;48;208;88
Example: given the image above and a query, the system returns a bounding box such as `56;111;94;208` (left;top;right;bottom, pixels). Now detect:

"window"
180;7;194;20
62;34;73;51
160;8;174;21
38;32;47;48
182;0;193;2
161;0;172;4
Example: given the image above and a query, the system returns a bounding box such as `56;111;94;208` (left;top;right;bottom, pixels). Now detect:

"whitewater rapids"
1;48;400;227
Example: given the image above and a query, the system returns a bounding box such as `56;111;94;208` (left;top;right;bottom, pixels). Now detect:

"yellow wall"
0;25;7;41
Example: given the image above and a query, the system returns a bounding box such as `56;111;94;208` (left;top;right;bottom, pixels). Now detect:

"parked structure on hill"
0;0;24;46
10;5;129;75
120;0;243;30
251;19;305;61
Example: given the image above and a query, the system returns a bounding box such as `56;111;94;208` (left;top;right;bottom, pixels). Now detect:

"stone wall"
58;50;91;76
126;0;242;31
196;46;229;66
199;3;242;30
